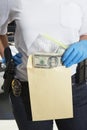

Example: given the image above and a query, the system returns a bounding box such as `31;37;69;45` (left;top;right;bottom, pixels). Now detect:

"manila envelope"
27;55;73;121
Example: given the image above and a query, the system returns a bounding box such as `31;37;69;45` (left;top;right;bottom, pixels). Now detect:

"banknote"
32;53;62;68
32;34;66;68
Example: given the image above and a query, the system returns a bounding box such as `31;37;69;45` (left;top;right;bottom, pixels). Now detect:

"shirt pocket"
60;2;82;30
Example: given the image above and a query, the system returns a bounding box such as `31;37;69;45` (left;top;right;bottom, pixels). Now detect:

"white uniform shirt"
0;0;87;81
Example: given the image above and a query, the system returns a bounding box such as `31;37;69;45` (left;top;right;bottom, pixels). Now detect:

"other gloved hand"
13;53;22;66
2;53;22;66
62;40;87;67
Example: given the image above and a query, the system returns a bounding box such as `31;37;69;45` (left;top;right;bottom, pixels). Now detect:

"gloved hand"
13;53;22;66
2;53;22;66
62;40;87;67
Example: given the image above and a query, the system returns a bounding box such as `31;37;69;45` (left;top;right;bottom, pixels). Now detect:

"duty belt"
2;47;15;94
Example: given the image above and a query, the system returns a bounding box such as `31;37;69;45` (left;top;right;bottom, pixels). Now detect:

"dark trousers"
10;75;87;130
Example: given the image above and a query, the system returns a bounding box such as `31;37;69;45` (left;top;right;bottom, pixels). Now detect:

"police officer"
0;0;87;130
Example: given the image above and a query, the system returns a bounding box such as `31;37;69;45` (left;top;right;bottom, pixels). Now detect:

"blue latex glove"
13;53;22;66
62;40;87;67
2;53;22;66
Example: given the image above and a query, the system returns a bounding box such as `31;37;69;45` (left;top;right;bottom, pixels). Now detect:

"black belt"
12;75;77;97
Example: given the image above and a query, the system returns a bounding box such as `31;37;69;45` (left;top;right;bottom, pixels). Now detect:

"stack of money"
32;53;62;68
32;34;67;68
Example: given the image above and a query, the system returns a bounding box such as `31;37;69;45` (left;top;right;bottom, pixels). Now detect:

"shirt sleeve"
0;0;9;34
0;0;21;35
79;1;87;36
8;0;22;22
0;22;8;35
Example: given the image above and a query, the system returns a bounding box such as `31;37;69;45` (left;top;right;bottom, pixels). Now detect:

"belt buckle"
12;79;22;97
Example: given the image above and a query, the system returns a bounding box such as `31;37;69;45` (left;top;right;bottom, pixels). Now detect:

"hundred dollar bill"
32;53;62;68
32;34;67;68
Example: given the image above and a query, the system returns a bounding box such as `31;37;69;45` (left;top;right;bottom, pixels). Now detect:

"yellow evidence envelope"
27;55;73;121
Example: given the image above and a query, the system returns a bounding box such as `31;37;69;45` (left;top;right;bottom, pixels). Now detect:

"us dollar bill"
32;53;63;68
32;34;66;68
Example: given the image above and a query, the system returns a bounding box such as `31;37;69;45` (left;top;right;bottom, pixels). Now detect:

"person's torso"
14;0;84;80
